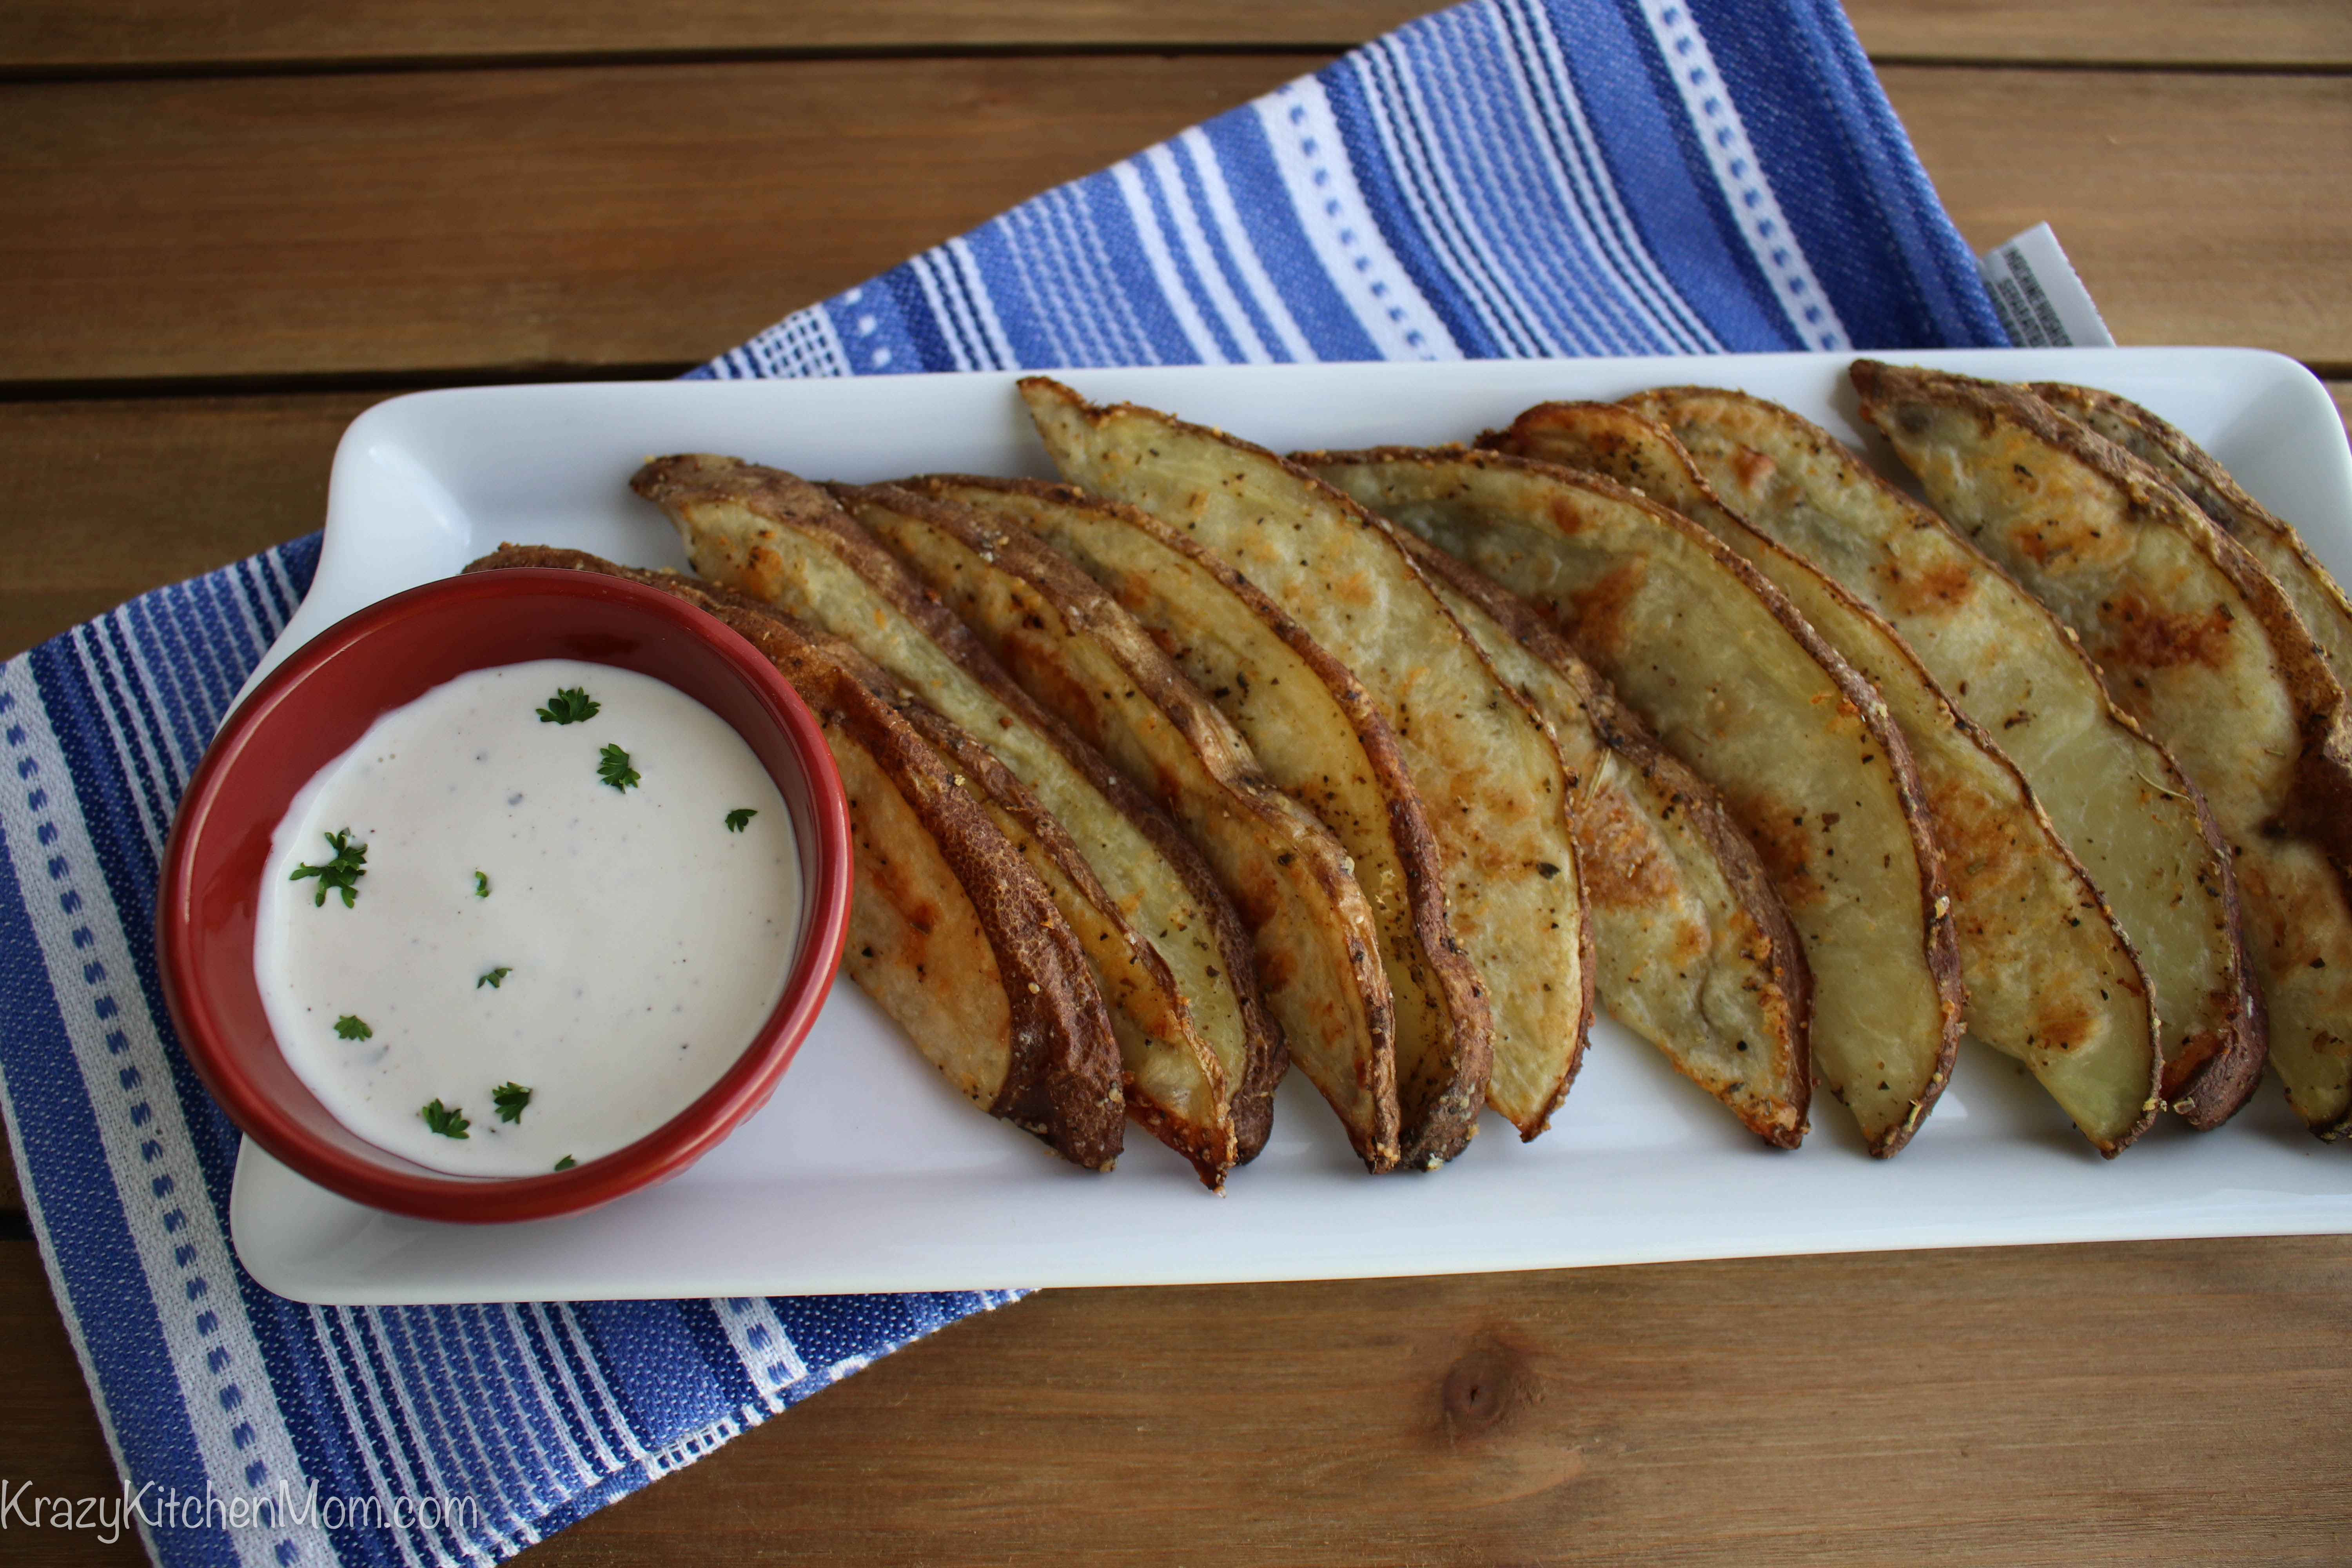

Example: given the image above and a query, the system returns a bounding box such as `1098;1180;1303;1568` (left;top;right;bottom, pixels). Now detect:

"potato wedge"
1855;361;2352;1136
2033;382;2352;691
632;455;1278;1184
1625;384;2260;1128
463;544;1125;1168
1484;401;2158;1154
1024;381;1590;1164
908;474;1490;1165
837;481;1397;1171
1304;446;1964;1157
1381;523;1812;1147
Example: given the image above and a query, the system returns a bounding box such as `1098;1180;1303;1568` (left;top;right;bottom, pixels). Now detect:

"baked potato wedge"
1303;446;1964;1158
1484;400;2158;1154
463;544;1125;1168
1383;522;1812;1147
1855;361;2352;1136
908;474;1488;1167
1023;380;1590;1163
1624;384;2259;1128
2033;381;2352;690
632;455;1279;1184
837;481;1397;1171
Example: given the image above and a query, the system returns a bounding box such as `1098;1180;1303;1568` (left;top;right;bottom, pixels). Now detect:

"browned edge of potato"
1484;400;2158;1154
1625;384;2261;1131
1379;517;1813;1148
2032;381;2352;695
463;544;1126;1168
631;454;1280;1184
835;480;1394;1171
1855;360;2352;1137
1023;379;1590;1165
1303;445;1965;1158
910;473;1490;1167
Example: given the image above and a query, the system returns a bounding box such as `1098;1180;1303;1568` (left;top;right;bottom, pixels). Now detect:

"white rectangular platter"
229;347;2352;1304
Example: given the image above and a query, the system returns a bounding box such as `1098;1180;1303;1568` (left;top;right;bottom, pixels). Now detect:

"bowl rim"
159;567;853;1224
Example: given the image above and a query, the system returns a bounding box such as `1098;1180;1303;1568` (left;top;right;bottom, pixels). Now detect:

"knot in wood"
1440;1343;1519;1436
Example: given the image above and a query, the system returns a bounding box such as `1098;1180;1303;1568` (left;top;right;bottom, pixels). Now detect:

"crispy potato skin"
631;456;1279;1182
1630;383;2259;1129
1022;381;1595;1165
1486;400;2158;1154
1304;447;1965;1158
1855;361;2352;1136
2033;382;2352;704
1384;522;1812;1148
462;545;1125;1169
838;482;1390;1170
912;474;1491;1163
2032;383;2352;877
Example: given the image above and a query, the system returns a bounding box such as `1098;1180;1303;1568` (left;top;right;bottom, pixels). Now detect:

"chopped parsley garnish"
290;829;368;908
597;743;641;793
477;966;512;990
334;1014;372;1041
537;686;600;725
553;1155;576;1172
421;1100;470;1139
474;870;491;898
492;1082;532;1123
724;808;757;833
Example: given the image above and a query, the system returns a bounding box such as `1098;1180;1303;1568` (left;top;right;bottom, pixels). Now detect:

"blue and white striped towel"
0;1;2006;1563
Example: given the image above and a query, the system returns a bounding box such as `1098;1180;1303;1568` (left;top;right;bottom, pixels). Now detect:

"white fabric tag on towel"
1978;223;2115;347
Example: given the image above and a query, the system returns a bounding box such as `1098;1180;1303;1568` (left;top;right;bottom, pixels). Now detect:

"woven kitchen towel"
0;1;2007;1564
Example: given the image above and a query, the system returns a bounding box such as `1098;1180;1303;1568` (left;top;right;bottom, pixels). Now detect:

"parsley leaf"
537;686;600;725
724;808;757;833
477;966;512;990
289;829;368;908
421;1100;470;1139
334;1014;372;1041
474;870;491;898
597;743;641;793
492;1082;532;1123
553;1154;576;1172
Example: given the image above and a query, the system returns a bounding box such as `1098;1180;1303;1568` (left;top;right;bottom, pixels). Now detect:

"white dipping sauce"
256;658;800;1177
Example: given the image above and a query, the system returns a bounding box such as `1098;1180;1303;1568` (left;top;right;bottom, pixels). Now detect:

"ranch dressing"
256;658;799;1177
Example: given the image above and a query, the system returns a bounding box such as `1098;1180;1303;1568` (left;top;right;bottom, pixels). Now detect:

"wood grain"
1851;0;2352;68
0;56;1319;387
5;0;2347;73
0;395;383;659
1882;67;2352;361
5;62;2347;391
0;1;1420;70
0;1241;141;1566
10;1232;2338;1567
506;1240;2352;1566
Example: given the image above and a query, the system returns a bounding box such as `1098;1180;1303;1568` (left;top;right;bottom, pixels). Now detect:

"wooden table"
5;3;2350;1561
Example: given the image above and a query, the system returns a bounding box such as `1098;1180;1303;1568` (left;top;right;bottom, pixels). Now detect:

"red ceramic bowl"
160;568;852;1223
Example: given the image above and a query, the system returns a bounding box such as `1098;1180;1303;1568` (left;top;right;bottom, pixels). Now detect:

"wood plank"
1;1233;2344;1566
1881;67;2352;360
508;1240;2352;1566
1850;0;2352;69
0;394;384;660
6;62;2347;391
0;1;1421;71
0;56;1320;387
4;0;2346;74
0;1241;143;1566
